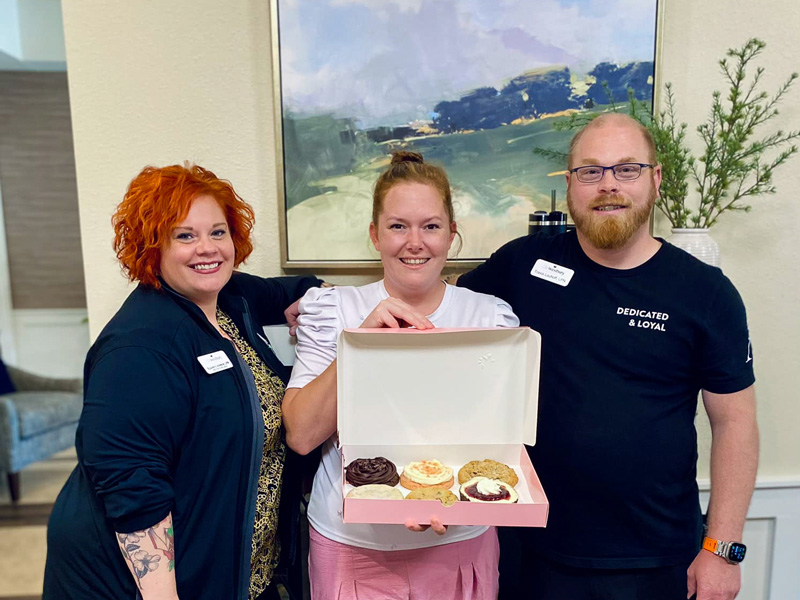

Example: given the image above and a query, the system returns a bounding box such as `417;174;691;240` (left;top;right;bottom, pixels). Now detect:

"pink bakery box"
337;327;548;527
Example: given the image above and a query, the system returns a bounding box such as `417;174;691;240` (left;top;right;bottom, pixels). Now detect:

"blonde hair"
372;151;455;225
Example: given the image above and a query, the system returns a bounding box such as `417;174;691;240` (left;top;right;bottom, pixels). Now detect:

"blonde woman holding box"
282;152;519;600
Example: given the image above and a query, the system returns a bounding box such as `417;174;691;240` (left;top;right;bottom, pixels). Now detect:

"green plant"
684;39;799;228
645;84;694;227
533;84;694;225
535;39;800;229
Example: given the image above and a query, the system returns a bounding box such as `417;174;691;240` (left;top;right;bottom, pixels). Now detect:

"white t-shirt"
287;280;519;550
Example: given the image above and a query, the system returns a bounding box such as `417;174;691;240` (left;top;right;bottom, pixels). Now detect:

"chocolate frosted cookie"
345;457;400;487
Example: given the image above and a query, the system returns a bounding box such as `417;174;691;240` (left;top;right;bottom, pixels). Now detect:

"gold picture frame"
271;0;663;269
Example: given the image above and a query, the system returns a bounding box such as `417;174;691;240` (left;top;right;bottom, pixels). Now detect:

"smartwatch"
702;537;747;564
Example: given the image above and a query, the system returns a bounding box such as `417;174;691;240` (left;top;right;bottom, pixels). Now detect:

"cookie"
459;476;519;504
346;484;404;500
406;487;459;506
345;457;400;487
400;459;454;490
457;459;519;487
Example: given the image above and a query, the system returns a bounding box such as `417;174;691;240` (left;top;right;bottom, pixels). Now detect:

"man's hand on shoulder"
284;299;302;336
285;281;334;335
687;549;741;600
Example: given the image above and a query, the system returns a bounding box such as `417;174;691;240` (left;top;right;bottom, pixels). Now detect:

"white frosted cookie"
346;484;404;500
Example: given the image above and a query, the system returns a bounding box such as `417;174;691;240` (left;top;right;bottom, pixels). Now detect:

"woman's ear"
449;221;457;246
369;221;380;252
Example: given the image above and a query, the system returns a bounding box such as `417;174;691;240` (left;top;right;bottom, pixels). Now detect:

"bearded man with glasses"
456;113;758;600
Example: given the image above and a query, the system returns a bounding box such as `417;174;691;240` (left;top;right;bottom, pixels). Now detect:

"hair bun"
390;151;424;165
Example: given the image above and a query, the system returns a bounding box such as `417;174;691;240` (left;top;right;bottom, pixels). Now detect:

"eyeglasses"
569;163;654;183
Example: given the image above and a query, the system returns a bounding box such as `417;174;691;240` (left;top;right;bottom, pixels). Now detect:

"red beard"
568;189;655;250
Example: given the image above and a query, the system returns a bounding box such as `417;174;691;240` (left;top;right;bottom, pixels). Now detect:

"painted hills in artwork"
282;60;654;260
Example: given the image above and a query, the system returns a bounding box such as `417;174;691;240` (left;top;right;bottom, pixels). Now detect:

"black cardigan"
43;272;321;600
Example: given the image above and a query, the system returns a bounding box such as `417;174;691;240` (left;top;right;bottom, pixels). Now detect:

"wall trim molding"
12;307;88;324
698;476;800;491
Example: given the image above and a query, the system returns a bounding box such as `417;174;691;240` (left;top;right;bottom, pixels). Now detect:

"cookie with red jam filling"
459;476;519;503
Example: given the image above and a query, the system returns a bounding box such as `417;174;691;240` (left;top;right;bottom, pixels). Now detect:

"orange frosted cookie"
400;459;454;490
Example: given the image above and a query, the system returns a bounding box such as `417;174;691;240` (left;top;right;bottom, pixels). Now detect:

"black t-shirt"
459;231;754;568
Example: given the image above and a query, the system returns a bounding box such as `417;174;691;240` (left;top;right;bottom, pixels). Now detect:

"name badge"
197;350;234;374
530;259;574;287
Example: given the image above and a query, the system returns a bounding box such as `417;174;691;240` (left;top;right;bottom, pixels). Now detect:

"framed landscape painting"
272;0;661;267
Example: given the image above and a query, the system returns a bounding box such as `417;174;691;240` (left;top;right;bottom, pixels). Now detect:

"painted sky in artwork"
279;0;657;127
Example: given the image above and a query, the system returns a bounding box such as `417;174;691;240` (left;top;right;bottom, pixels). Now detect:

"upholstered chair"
0;365;82;502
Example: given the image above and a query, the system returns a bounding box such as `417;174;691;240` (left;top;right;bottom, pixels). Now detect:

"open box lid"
337;327;541;447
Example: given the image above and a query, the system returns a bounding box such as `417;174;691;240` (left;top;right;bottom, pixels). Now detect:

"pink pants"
308;526;499;600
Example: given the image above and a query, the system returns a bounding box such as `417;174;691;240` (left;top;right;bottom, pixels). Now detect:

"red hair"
112;163;255;288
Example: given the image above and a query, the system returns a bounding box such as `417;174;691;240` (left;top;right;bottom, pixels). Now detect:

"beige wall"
62;0;800;477
655;1;800;479
61;0;282;335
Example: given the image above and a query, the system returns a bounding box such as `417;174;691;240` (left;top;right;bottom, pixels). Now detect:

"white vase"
669;228;721;267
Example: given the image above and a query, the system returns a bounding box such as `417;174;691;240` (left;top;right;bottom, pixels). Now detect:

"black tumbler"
548;211;567;235
528;211;549;235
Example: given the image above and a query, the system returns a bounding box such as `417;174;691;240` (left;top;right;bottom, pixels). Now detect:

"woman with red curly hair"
43;164;322;600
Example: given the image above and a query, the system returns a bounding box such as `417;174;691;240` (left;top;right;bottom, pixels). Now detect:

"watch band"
702;536;720;554
702;536;746;564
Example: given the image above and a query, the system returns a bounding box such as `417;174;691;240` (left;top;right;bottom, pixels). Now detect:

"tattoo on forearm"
116;516;175;588
148;522;175;571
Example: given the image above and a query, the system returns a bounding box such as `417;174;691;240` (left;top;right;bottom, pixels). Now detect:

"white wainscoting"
699;478;800;600
12;308;89;378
